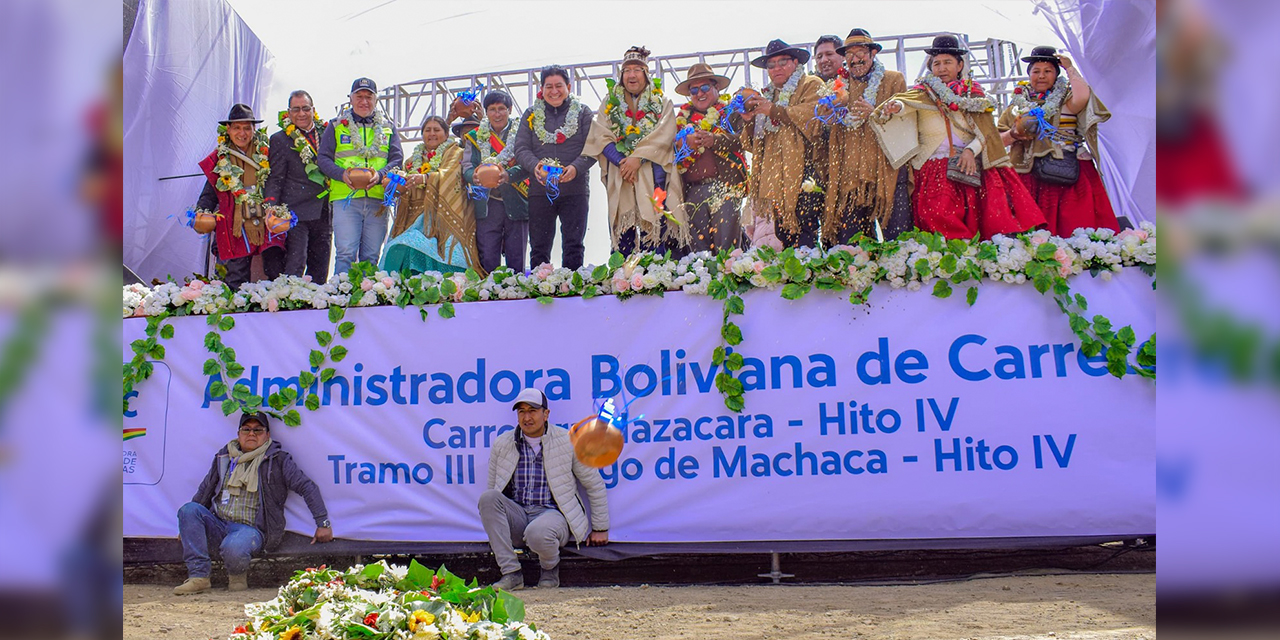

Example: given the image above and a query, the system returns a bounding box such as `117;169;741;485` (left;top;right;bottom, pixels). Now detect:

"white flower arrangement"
124;223;1156;319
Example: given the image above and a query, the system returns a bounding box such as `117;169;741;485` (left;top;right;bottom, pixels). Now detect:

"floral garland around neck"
213;125;271;204
1011;75;1069;119
405;139;456;175
754;66;805;139
837;59;886;129
526;94;584;144
277;110;328;185
336;107;391;159
473;117;519;165
674;98;749;182
603;76;665;154
915;73;995;113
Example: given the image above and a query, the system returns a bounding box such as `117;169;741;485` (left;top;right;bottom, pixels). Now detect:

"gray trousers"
477;489;569;574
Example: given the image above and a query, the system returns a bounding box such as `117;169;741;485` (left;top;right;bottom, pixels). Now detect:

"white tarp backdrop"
124;275;1155;544
122;0;275;283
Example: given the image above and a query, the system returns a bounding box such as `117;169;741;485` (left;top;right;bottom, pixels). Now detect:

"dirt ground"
124;573;1154;640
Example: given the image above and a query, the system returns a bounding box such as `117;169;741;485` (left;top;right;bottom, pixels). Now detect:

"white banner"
124;273;1155;543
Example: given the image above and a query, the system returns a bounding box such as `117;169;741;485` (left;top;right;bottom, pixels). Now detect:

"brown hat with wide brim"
675;63;731;96
837;28;883;56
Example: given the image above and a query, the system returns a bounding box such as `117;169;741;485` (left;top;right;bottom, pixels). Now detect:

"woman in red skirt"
871;35;1045;241
998;46;1121;236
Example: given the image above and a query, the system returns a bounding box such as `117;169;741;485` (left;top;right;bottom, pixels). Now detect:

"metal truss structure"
367;32;1029;144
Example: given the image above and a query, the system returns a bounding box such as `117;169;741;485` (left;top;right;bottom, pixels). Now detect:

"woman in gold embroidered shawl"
381;116;485;275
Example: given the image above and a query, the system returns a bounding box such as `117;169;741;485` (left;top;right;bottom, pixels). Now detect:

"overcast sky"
224;0;1063;265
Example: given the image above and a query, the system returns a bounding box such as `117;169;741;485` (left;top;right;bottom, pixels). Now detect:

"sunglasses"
239;427;267;435
689;83;716;95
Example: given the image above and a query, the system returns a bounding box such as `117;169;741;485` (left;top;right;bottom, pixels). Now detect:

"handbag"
1032;152;1080;186
937;100;982;188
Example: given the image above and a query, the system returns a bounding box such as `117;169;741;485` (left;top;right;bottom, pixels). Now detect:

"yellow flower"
285;124;295;135
464;611;481;624
408;610;435;631
279;626;303;640
625;125;640;136
604;103;613;114
259;160;269;168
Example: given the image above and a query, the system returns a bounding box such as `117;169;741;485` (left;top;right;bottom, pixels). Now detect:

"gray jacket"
487;425;609;542
191;440;329;551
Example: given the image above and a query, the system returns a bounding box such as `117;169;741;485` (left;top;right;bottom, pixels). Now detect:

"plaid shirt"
214;459;260;526
511;432;555;508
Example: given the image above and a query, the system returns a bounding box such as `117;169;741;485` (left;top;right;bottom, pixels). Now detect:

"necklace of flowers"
604;77;664;154
915;73;995;113
405;139;456;175
336;107;391;159
212;126;270;204
674;100;745;174
474;117;519;165
838;59;886;129
277;111;326;165
755;66;804;139
1011;75;1069;119
526;94;584;144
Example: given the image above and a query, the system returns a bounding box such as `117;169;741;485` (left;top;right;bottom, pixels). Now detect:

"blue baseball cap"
350;77;378;95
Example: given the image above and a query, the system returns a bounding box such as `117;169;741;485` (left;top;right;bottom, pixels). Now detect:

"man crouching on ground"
172;411;332;595
478;388;609;589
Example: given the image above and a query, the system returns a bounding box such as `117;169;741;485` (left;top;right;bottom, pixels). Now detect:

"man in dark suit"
265;90;332;281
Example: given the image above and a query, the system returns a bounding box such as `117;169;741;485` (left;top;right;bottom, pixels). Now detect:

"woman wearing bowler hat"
997;45;1120;236
871;35;1045;241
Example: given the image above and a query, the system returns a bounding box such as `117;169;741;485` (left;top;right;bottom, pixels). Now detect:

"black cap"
219;103;263;125
925;34;968;57
239;411;270;430
350;77;378;95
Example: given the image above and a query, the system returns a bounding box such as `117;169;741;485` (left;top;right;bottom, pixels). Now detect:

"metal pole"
757;551;794;584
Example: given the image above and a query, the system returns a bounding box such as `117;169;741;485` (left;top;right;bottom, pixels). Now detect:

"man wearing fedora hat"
670;63;750;252
318;77;404;277
738;39;825;249
821;28;911;245
584;46;689;256
264;90;333;283
195;104;286;291
477;388;609;590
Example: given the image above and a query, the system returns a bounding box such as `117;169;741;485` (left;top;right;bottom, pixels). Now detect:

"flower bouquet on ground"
228;560;548;640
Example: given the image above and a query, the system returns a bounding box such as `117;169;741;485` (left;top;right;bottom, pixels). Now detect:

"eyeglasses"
288;106;313;113
765;59;795;70
239;427;267;434
689;83;716;95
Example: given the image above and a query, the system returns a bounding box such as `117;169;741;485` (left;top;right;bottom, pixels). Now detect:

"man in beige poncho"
584;46;689;256
737;39;825;248
821;28;911;245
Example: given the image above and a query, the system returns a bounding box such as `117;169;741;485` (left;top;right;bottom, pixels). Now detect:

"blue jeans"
177;502;263;578
333;197;390;277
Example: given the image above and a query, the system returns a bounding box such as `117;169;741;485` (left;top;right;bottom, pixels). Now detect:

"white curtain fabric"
122;0;274;282
1032;0;1156;224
